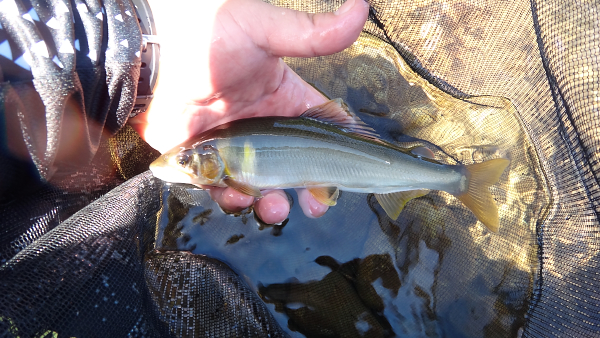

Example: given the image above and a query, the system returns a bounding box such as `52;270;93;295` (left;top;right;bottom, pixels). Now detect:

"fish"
150;99;510;232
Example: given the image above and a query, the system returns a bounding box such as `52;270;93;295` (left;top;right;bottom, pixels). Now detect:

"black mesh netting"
1;0;599;337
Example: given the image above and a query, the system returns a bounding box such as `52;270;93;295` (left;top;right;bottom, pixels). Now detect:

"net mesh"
1;0;599;337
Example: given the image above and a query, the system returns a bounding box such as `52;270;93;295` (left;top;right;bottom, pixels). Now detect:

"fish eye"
176;154;190;166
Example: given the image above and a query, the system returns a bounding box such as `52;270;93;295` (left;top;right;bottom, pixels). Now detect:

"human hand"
131;0;369;223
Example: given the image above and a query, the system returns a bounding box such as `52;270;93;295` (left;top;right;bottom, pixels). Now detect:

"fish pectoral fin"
375;190;429;220
307;186;340;206
223;177;263;198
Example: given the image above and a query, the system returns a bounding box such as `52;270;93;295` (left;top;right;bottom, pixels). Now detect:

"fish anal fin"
307;186;340;206
375;190;429;220
455;158;510;233
223;177;263;198
300;99;382;141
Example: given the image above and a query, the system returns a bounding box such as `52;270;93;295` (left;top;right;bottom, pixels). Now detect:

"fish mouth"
149;155;193;184
149;154;167;172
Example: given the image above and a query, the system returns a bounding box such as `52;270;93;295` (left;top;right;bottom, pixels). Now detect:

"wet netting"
1;0;598;337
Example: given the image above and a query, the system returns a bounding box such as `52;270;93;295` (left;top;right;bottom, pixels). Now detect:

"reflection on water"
259;254;399;337
153;33;548;337
155;182;534;337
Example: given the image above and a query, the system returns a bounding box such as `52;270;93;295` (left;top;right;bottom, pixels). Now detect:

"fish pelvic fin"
307;186;340;206
375;190;429;220
455;158;510;233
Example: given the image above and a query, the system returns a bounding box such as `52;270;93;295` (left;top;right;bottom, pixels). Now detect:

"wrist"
145;0;226;114
130;0;159;117
134;0;227;151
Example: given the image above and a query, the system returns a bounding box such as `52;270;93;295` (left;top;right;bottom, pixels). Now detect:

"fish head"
150;143;225;186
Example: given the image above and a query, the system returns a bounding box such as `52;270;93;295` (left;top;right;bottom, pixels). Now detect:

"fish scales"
213;124;465;195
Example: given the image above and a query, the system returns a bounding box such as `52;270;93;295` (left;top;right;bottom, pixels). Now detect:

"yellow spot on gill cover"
223;165;232;177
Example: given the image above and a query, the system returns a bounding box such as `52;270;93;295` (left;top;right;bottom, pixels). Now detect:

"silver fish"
150;99;509;232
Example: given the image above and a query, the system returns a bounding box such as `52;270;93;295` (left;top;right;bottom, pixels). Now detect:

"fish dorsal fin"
375;190;429;220
307;186;340;206
300;99;382;141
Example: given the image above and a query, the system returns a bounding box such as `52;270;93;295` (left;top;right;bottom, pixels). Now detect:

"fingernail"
334;0;355;15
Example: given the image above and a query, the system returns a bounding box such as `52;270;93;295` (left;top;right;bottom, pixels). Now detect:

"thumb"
238;0;369;58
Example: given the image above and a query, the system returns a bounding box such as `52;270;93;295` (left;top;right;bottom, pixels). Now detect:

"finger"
296;188;329;218
254;190;291;224
236;0;369;57
223;62;328;119
133;63;329;154
177;62;329;143
208;186;255;212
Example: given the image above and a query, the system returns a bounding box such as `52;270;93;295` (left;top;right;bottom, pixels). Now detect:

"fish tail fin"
455;158;510;233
